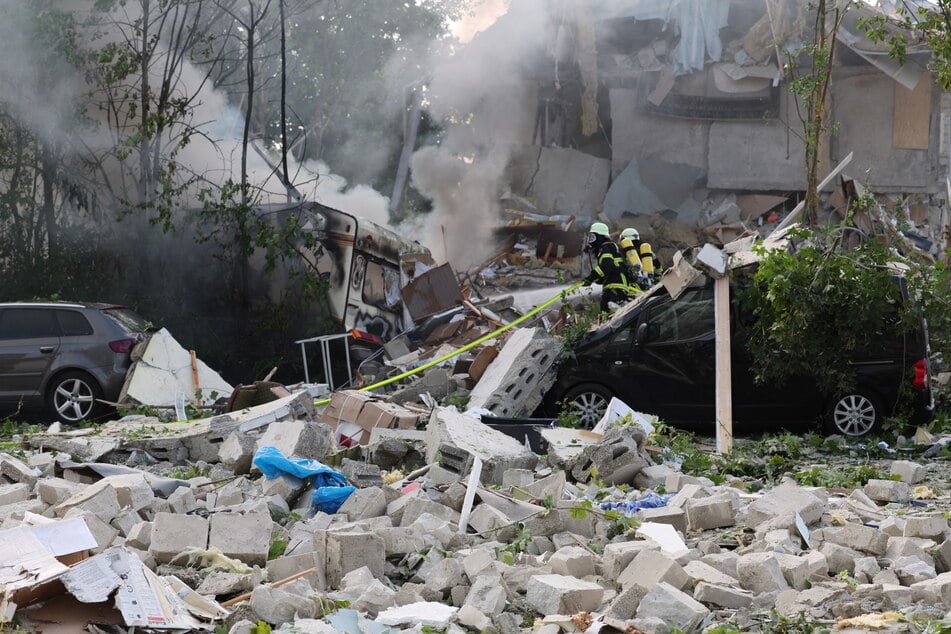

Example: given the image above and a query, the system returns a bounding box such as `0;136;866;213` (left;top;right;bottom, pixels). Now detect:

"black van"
544;277;933;437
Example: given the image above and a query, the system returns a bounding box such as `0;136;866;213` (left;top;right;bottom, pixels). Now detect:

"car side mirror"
635;322;648;345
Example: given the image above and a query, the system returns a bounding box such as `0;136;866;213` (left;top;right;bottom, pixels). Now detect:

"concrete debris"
5;338;951;634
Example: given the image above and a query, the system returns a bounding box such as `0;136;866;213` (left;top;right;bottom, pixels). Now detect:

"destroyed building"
430;0;948;257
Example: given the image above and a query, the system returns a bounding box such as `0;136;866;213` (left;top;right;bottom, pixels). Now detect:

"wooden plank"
893;76;931;150
714;276;733;454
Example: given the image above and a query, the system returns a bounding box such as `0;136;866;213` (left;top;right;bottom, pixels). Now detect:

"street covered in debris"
5;0;951;633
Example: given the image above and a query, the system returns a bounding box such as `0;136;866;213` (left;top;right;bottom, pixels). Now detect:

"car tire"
46;371;103;425
825;389;883;437
562;383;614;429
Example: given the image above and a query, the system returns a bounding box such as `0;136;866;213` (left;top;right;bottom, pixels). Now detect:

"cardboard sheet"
894;76;931;150
0;518;96;593
59;547;227;630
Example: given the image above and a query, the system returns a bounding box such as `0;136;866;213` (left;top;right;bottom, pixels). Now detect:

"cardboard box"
318;390;375;427
353;401;420;443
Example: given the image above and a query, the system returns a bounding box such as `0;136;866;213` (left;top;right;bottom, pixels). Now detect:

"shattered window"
0;309;58;339
362;259;400;310
644;289;714;343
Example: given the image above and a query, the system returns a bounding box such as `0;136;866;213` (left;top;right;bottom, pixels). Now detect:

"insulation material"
575;0;599;136
893;76;931;150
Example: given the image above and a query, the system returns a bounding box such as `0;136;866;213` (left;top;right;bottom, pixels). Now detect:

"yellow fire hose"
314;281;586;407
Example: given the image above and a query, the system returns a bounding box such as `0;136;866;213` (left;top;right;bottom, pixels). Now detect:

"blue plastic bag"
600;491;674;516
252;445;353;512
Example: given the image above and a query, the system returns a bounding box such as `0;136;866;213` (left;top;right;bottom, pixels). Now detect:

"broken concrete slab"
119;327;233;408
525;574;605;615
425;407;537;485
467;327;561;418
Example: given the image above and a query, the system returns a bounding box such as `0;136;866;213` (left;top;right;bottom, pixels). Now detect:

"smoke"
407;0;554;270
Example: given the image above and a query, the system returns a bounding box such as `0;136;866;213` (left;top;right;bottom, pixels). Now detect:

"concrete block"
669;484;710;508
886;536;933;562
694;582;753;608
853;556;881;583
569;426;650;486
665;472;709;493
890;460;927;484
883;583;914;609
463;549;500;579
110;508;142;537
904;513;949;540
209;512;271;566
167;486;199;514
456;605;492;632
683;560;740;587
911;571;951;605
773;553;812;590
618;549;689;592
260;474;305;504
55;481;121;523
398;496;460;528
933;539;951;573
843;522;889;556
126;521;152;550
0;483;31;506
255;419;332;460
326;531;385;588
467;327;561;418
337;487;387;520
736;553;790;594
819;542;863;575
881;516;907;537
149;512;209;564
636;581;710;633
219;432;256;474
894;556;937;585
425;407;537;485
464;573;507;614
339;459;382;488
549;546;596;578
686;494;736;531
742;482;825;528
266;552;321;590
502;469;535;489
0;453;38;486
864;479;911;504
37;478;86;505
633;464;677;489
525;574;604;615
424;557;465;596
250;582;317;626
378;526;426;556
637;506;687;535
606;584;649;619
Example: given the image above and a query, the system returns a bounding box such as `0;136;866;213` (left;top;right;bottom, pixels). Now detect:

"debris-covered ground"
4;376;951;634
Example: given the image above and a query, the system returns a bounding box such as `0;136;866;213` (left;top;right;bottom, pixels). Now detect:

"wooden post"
714;275;733;453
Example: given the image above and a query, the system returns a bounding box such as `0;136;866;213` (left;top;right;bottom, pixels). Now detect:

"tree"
861;1;951;90
784;0;850;225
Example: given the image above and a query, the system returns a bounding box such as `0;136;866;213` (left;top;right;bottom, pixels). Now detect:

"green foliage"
555;300;603;358
860;2;951;91
738;226;909;396
498;524;533;563
252;622;271;634
164;463;209;480
759;611;831;634
794;464;886;488
267;534;288;560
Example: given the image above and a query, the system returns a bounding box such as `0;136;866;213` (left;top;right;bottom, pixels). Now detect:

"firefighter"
619;227;662;286
582;222;635;313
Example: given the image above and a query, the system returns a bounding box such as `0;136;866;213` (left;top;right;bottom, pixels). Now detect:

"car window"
643;289;714;343
0;308;59;339
56;310;94;336
102;308;149;333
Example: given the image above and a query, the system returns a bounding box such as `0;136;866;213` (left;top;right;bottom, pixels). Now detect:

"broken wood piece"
463;299;506;328
220;567;318;607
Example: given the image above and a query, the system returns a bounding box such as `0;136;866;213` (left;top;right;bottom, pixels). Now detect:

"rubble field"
3;384;951;634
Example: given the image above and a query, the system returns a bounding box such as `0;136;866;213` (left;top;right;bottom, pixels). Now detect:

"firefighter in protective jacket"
583;222;636;313
619;227;662;287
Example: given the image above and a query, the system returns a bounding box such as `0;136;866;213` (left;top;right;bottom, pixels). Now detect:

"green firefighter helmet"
620;228;639;241
589;222;610;237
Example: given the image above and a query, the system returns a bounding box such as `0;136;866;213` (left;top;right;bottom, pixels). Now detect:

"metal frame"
295;333;353;389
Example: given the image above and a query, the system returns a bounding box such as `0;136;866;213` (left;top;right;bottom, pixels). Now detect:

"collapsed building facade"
443;0;949;258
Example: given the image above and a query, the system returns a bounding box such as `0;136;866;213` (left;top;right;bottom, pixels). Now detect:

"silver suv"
0;302;149;423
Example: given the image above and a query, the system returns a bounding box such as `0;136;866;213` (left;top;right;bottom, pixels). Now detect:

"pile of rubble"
2;382;951;633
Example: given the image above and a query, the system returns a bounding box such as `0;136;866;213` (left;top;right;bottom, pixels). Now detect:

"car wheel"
562;383;613;429
46;371;103;424
825;390;883;437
